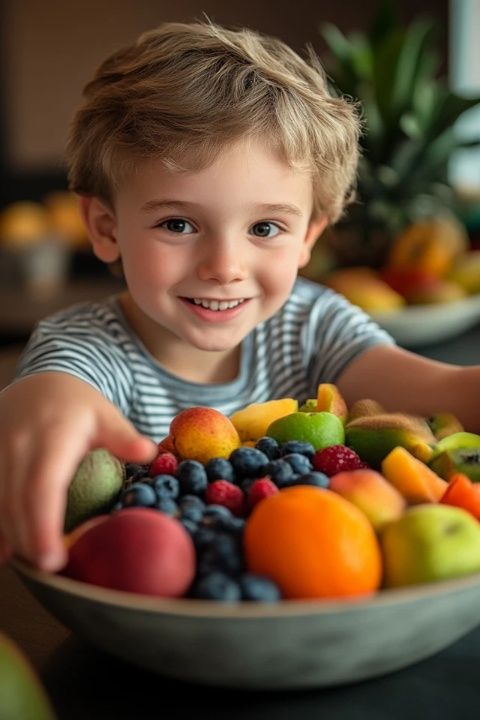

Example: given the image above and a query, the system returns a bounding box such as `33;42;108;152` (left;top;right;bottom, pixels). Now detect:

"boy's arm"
0;372;157;571
336;343;480;432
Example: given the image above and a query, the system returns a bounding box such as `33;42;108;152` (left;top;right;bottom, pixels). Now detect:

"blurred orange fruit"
244;485;382;599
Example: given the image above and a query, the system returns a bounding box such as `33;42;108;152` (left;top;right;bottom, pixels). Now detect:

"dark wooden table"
1;320;480;719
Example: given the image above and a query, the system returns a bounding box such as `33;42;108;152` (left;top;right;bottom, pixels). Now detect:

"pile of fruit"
324;217;480;313
62;384;480;602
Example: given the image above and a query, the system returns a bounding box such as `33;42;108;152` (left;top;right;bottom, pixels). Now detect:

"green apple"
64;448;125;533
0;632;56;720
266;411;344;450
381;504;480;588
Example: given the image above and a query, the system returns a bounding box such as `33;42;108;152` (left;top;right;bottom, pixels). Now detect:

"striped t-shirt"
16;278;394;441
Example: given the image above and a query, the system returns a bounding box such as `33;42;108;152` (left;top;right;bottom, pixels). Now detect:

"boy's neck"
118;292;241;384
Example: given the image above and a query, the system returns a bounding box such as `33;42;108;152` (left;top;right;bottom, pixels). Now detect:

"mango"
345;413;436;467
316;383;348;423
381;446;448;504
170;406;241;463
329;468;406;530
230;398;298;442
325;267;405;313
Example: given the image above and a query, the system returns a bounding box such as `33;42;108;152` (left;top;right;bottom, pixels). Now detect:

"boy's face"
84;137;326;369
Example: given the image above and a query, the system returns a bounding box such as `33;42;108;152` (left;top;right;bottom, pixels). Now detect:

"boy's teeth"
192;298;244;311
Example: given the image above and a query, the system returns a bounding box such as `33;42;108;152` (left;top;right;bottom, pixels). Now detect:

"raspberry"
313;445;367;477
148;451;178;477
205;480;246;517
247;477;279;509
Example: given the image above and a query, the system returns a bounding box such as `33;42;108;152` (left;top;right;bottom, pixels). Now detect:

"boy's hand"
0;372;157;572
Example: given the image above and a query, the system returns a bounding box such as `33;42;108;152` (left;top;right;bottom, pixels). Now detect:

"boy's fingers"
96;413;157;463
21;434;90;571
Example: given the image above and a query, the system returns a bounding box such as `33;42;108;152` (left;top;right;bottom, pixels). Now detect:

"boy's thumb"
97;414;158;464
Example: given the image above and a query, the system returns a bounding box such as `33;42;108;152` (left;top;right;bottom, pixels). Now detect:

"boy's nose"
196;237;248;284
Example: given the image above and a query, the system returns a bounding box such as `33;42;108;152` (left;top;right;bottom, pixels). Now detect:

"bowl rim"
370;292;480;321
11;556;480;619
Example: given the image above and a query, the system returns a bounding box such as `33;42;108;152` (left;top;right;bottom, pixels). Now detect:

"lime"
266;412;345;450
0;632;56;720
64;448;125;533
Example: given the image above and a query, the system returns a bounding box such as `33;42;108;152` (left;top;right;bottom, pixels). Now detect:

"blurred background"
0;0;479;378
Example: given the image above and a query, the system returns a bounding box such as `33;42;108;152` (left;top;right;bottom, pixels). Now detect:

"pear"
64;448;125;533
381;504;480;588
0;632;56;720
345;413;435;467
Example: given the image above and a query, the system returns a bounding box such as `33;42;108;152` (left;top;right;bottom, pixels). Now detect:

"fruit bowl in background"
12;557;480;689
370;293;480;348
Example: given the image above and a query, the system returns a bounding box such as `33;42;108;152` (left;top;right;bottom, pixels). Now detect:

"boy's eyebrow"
141;199;304;217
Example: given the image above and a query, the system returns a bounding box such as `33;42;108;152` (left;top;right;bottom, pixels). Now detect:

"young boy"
0;21;479;572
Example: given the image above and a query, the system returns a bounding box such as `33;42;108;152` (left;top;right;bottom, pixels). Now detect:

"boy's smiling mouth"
184;297;246;311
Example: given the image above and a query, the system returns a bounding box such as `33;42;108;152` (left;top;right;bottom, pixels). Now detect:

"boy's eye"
250;221;281;238
160;218;195;234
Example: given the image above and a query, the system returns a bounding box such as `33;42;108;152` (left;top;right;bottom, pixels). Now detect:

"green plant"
319;1;480;267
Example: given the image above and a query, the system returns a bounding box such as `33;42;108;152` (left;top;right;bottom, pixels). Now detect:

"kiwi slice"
429;447;480;482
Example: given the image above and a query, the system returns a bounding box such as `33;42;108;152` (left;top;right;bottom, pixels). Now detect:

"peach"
170;406;241;463
63;508;196;597
381;446;448;504
230;398;298;441
329;468;406;530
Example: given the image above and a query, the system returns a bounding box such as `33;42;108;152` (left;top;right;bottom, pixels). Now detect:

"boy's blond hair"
66;21;360;223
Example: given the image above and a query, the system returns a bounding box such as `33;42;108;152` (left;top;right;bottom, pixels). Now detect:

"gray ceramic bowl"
13;558;480;689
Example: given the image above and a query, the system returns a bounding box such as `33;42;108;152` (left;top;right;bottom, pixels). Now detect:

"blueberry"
229;447;269;479
205;457;235;484
265;459;294;487
193;525;217;551
153;474;179;499
190;572;241;601
282;452;313;475
291;471;330;488
239;477;255;494
176;460;208;496
255;436;280;460
181;518;198;536
197;532;244;577
239;573;282;602
155;497;179;516
120;481;156;508
280;440;315;459
201;506;244;533
179;494;206;523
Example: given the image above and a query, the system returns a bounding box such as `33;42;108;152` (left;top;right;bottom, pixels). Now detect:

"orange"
244;486;382;599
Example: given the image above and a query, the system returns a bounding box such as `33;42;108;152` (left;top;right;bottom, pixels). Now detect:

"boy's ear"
78;196;121;263
298;215;329;268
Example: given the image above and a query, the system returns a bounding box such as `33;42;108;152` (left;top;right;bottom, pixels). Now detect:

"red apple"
63;508;195;598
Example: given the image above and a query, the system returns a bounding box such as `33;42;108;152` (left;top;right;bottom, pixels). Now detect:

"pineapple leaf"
390;18;437;116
